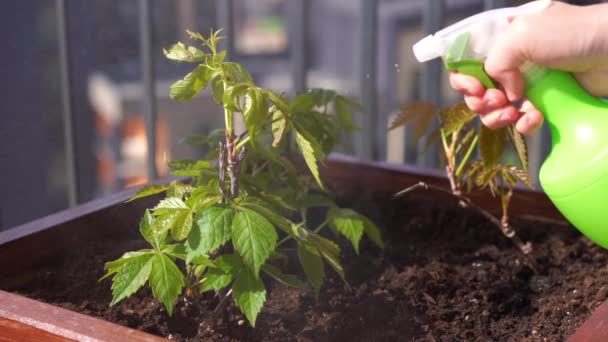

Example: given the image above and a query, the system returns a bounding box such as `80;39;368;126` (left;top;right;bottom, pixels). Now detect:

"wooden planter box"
0;154;604;341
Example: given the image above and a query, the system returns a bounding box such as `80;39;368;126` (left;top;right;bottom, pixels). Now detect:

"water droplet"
365;73;370;79
394;63;401;72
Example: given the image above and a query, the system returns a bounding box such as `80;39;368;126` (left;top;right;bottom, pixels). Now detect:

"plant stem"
235;135;251;151
455;135;478;177
218;141;227;202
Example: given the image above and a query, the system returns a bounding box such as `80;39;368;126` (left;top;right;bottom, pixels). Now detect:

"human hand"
449;0;608;135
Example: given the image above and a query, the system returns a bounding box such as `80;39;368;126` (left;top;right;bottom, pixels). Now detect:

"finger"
463;89;509;114
484;20;528;101
479;105;521;129
449;72;485;96
515;100;544;135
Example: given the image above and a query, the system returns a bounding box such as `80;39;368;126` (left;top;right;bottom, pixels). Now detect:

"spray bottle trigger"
446;59;496;89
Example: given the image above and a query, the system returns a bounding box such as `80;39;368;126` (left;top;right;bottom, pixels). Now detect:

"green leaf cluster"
104;30;383;328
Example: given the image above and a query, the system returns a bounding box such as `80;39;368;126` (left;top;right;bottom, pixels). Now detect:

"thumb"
484;22;528;102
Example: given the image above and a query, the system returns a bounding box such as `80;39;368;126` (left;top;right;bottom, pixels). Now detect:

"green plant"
101;30;383;327
390;101;535;264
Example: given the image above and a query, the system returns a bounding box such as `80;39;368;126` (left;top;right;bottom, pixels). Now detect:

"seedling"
391;101;535;264
101;30;383;327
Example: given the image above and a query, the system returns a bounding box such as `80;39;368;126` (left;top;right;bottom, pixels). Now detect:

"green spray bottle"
413;0;608;248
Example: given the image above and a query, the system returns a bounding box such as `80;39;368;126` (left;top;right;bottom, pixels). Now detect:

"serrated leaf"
289;93;315;113
166;181;192;199
439;102;476;134
200;254;243;292
238;199;291;234
334;96;360;131
308;233;345;281
223;62;253;83
153;197;189;213
151;198;193;240
271;109;289;147
309;89;337;106
127;184;170;203
170;210;194;241
261;264;305;289
170;65;210;101
232;209;278;276
504;165;533;188
479;125;507;168
110;254;154;306
149;254;185;316
295;130;324;189
329;208;364;254
168;159;214;177
161;244;187;261
389;101;437;141
211;77;224;104
186;206;234;262
223;83;250;111
233;268;266;327
243;89;267;140
164;42;205;63
508;126;528;171
297;243;324;300
475;164;501;188
100;250;154;282
292;193;334;208
140;210;165;250
361;216;384;249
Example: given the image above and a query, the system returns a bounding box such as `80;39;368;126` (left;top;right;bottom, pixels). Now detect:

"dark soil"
6;189;608;341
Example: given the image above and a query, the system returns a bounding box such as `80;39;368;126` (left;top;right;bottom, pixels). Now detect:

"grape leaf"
439;102;476;134
233;268;266;327
389;101;437;141
243;88;267;140
479;125;507;168
151;198;193;240
271;109;289;147
232;209;278;276
168;159;214;177
200;254;242;292
163;42;205;63
127;184;170;203
110;254;154;306
295;129;324;189
329;208;364;254
186;206;234;262
508;126;528;171
100;250;154;282
361;215;384;249
149;254;185;316
140;210;165;250
170;65;210;101
297;243;325;300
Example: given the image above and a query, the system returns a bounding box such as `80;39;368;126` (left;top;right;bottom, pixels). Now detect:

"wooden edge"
323;153;567;222
0;291;165;342
568;300;608;341
0;317;72;341
0;176;181;246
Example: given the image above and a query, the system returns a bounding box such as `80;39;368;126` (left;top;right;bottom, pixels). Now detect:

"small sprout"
392;101;536;266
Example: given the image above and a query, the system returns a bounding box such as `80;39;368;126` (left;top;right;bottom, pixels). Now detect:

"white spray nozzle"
413;0;551;63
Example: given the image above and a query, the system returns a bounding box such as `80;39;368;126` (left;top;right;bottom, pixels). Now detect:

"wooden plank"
323;154;567;224
568;300;608;341
0;317;71;342
0;291;165;341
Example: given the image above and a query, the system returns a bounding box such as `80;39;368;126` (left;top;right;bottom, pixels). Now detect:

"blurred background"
0;0;602;231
